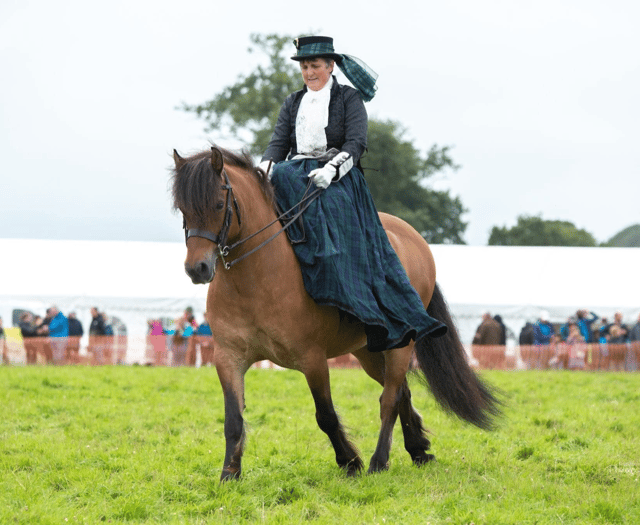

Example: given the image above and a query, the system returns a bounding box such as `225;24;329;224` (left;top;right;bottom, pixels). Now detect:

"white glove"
308;164;335;189
258;160;273;179
308;152;353;189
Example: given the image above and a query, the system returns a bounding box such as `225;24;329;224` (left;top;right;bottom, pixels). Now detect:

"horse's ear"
211;147;224;174
173;149;185;169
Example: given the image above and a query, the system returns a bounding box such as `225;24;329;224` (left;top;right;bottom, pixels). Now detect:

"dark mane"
171;145;275;227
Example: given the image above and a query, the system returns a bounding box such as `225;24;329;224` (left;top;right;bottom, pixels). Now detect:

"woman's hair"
299;57;334;68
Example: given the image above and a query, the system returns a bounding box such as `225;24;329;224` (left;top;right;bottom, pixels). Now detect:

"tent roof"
430;244;640;311
1;239;207;301
1;239;638;313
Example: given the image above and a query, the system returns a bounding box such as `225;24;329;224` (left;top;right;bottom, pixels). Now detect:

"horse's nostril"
198;262;209;276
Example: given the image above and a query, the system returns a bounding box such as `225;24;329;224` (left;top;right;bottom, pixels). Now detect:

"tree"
602;224;640;247
181;34;298;157
181;33;467;243
363;120;466;244
488;215;597;246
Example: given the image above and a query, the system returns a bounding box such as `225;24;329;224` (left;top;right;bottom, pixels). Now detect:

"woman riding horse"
259;35;446;353
172;36;499;481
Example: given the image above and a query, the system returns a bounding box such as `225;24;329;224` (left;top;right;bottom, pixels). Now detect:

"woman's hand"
308;151;353;189
308;165;335;189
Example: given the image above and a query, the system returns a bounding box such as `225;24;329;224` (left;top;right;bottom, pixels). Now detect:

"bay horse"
171;146;499;481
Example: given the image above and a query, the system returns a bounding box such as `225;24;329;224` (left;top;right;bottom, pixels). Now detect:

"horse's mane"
171;145;275;228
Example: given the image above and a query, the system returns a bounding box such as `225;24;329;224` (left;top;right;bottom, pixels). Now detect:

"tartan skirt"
270;159;446;352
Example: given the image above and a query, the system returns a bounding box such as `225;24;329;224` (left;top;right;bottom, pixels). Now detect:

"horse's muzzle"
185;259;215;284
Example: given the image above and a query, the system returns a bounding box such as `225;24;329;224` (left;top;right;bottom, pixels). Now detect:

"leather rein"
183;167;322;270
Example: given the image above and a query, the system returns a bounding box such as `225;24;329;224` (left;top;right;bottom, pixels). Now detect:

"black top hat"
291;36;343;62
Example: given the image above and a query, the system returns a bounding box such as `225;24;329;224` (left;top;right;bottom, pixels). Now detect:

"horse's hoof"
220;467;241;482
367;459;389;474
413;453;436;466
343;457;363;477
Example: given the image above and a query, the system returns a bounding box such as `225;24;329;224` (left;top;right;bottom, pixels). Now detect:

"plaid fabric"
338;55;378;102
271;159;446;352
295;41;335;57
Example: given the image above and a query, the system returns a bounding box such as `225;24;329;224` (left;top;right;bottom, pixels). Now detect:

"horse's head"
171;147;238;284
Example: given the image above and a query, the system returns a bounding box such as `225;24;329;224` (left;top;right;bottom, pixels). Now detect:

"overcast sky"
2;0;638;246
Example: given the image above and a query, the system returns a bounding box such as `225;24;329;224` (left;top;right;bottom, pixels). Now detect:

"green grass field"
1;366;638;524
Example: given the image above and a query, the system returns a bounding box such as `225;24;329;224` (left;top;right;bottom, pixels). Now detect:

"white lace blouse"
295;76;333;156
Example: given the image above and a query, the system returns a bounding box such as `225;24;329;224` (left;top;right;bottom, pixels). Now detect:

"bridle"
183;167;322;271
183;167;240;262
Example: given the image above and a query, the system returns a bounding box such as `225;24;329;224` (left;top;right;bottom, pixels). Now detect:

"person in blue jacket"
47;306;68;364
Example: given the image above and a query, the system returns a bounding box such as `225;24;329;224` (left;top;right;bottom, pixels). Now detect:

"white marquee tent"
1;239;639;363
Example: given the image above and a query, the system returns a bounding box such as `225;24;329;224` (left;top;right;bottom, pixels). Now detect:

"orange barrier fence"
3;335;639;371
145;335;216;367
474;342;639;371
7;336;127;365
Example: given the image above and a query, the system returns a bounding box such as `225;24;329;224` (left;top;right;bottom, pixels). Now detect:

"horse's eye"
216;202;225;211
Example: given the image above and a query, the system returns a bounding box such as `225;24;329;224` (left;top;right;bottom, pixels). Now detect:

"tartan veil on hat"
292;36;378;102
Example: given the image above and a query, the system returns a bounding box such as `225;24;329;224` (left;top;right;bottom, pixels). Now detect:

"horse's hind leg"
397;380;435;465
366;347;411;472
303;360;363;476
354;346;433;472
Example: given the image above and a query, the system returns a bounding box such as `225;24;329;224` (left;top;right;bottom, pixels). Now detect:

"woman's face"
300;58;334;91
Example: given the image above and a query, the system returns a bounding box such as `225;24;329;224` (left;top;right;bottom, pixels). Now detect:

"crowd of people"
1;304;215;367
473;309;640;371
5;303;640;371
8;305;118;365
146;307;214;367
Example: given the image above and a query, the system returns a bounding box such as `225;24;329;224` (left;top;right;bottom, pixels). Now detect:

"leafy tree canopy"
181;33;467;244
181;34;299;157
488;215;598;246
602;224;640;247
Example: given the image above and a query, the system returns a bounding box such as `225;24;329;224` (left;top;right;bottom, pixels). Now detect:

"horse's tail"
415;283;501;430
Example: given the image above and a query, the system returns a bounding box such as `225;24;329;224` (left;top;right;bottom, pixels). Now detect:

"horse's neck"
223;171;301;297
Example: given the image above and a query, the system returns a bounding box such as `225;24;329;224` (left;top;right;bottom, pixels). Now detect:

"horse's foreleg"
215;360;246;482
368;347;413;473
304;362;363;476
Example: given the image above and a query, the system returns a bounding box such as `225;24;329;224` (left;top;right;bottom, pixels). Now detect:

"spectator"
533;311;555;346
148;319;166;366
493;314;507;345
67;311;84;363
101;313;114;364
576;310;599;343
89;307;106;364
628;313;640;372
518;321;535;345
604;312;629;344
601;312;628;371
0;316;7;365
196;312;212;336
196;312;215;366
89;307;106;336
102;313;114;336
556;320;586;369
472;313;503;345
183;310;198;366
533;311;556;369
33;315;53;363
559;317;573;341
19;312;39;364
47;306;69;365
170;317;189;366
629;313;640;342
472;312;504;369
